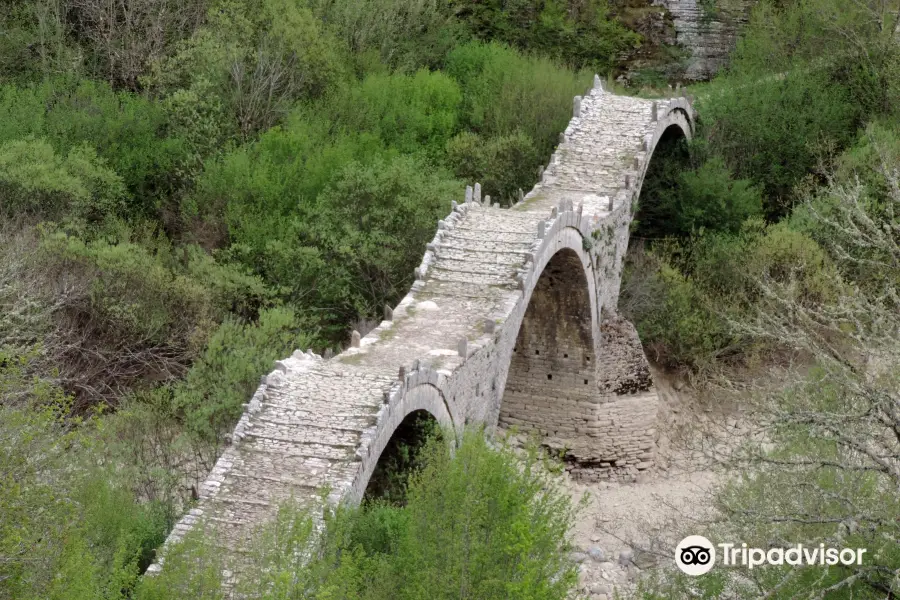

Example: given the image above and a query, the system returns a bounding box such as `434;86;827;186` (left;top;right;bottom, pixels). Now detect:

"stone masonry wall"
499;248;597;441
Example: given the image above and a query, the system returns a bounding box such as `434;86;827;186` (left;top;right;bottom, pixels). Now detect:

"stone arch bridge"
150;79;695;572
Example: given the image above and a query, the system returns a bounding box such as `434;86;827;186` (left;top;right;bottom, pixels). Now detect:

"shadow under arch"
363;408;441;504
632;123;692;242
498;246;597;441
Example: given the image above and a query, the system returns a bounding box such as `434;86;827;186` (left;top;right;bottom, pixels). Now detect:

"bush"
142;429;579;600
171;306;316;448
0;78;187;218
148;0;345;139
623;252;734;370
789;122;900;295
0;398;168;600
15;227;273;410
698;70;858;218
445;130;538;203
446;41;591;163
197;123;460;336
0;138;126;222
695;0;900;218
313;70;463;158
306;0;463;72
636;136;763;239
624;219;838;370
293;155;460;325
452;0;639;71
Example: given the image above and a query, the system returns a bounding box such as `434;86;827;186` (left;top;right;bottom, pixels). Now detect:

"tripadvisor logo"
675;535;716;575
675;536;868;576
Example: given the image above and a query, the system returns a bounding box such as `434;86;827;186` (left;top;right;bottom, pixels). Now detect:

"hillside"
1;1;898;598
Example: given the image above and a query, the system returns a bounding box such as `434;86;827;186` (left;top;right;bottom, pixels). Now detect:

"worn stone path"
148;80;695;581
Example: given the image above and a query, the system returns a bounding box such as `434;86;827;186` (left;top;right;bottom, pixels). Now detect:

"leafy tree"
148;0;345;140
0;138;125;222
446;41;590;176
451;0;638;71
445;130;539;204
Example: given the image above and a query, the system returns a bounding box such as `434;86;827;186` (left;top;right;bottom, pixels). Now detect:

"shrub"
698;70;858;218
172;306;316;448
148;0;345;139
452;0;639;71
624;253;734;370
18;227;273;410
445;129;538;203
0;398;168;600
141;429;579;600
790;122;900;295
624;218;838;370
0;138;126;222
673;158;764;234
293;155;460;325
314;70;463;158
0;78;187;218
305;0;463;72
695;0;900;218
446;41;591;162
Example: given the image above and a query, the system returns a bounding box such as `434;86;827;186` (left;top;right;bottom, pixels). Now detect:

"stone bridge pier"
149;79;695;578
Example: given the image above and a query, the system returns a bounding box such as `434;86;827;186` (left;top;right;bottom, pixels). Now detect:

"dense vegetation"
1;0;898;597
621;0;900;596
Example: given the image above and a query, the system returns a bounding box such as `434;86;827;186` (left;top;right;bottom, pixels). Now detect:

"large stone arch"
498;242;599;446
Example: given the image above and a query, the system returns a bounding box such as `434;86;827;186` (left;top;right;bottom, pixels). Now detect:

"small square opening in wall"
547;374;552;380
586;356;591;362
584;379;589;384
535;349;540;355
563;353;569;358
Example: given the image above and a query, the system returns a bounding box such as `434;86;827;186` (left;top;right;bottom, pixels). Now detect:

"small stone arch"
347;381;455;504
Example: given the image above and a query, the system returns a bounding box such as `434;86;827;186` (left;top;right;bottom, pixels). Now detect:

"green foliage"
306;0;463;72
140;428;578;600
199;125;459;334
148;0;345;140
698;70;858;218
0;0;81;83
294;156;459;324
315;70;463;157
452;0;639;71
446;41;590;169
171;307;315;445
636;133;764;239
0;78;187;217
625;217;839;370
728;0;900;117
789;122;900;296
18;226;274;410
671;158;763;234
445;130;538;203
39;230;219;351
695;0;900;218
0;397;169;600
623;251;733;370
364;410;440;505
392;429;577;600
0;138;125;221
